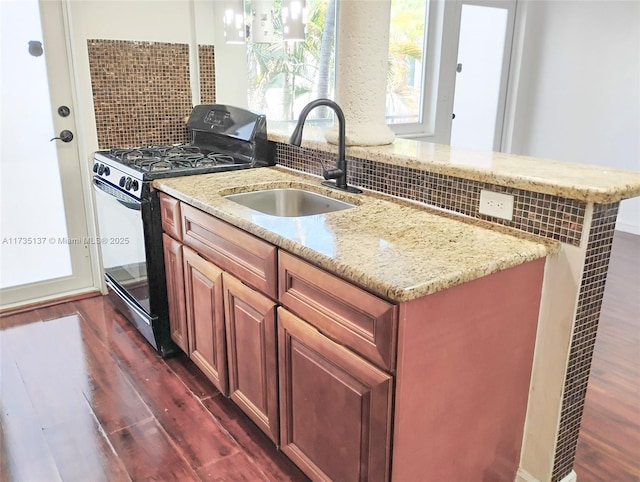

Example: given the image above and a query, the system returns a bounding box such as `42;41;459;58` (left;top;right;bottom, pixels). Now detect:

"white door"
0;0;94;308
449;0;517;151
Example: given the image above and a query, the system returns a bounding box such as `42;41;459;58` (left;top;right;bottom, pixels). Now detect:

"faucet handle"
323;167;343;180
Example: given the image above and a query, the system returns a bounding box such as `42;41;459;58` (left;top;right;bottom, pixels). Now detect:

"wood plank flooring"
0;294;307;481
1;231;638;481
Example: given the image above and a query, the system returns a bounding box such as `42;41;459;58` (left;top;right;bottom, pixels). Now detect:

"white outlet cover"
479;190;514;221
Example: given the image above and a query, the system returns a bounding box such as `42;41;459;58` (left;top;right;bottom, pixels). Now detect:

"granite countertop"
267;124;640;203
154;167;556;302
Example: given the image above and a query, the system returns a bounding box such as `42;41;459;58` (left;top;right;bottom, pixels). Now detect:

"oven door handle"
93;177;141;211
116;198;141;211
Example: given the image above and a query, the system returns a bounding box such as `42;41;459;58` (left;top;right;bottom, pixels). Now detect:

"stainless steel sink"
225;188;355;217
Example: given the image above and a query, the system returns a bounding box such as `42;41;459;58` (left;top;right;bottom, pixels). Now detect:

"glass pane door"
0;0;71;287
450;0;516;151
0;0;93;307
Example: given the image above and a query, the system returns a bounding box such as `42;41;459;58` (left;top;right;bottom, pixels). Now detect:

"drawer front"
181;203;277;298
159;193;182;241
278;251;397;371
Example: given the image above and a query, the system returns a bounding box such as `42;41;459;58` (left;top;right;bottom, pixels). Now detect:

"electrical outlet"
479;190;514;221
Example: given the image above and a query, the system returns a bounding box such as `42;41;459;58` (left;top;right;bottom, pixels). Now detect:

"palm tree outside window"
246;0;429;131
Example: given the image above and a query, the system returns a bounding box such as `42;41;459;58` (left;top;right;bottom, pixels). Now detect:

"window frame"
388;0;460;142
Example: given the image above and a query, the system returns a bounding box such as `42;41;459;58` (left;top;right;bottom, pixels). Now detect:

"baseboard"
515;468;540;482
0;289;100;316
615;222;640;235
515;469;577;482
560;470;577;482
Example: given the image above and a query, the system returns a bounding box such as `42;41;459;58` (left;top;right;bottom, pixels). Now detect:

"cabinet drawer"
181;203;277;299
278;251;397;371
159;193;182;241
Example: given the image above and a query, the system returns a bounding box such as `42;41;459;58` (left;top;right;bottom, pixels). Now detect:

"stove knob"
98;164;105;175
125;178;132;190
92;163;99;173
104;166;110;176
131;180;139;191
119;176;126;187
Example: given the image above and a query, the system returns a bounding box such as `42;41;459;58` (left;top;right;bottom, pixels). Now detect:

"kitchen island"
155;131;640;482
155;166;555;481
265;130;640;482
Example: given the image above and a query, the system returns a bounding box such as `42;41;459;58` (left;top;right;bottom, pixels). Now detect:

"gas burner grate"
206;152;236;164
103;143;247;174
136;159;174;172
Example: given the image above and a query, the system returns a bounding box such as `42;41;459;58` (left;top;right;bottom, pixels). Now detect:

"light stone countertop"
267;124;640;203
154;166;557;302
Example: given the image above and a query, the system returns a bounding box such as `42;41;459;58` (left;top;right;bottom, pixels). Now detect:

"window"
246;0;336;123
245;0;441;138
386;0;428;126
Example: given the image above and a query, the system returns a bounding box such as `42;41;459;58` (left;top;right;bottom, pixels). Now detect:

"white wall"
193;0;249;108
66;0;247;160
508;0;640;234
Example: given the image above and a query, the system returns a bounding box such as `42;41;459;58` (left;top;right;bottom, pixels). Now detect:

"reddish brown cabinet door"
162;234;188;353
183;245;228;395
278;307;393;482
223;274;279;443
159;193;182;241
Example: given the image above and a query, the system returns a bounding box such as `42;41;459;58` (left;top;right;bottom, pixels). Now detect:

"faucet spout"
289;99;362;194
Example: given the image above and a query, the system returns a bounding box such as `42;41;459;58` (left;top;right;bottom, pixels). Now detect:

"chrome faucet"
289;98;362;194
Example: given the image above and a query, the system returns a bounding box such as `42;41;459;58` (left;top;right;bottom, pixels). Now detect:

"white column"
325;0;395;146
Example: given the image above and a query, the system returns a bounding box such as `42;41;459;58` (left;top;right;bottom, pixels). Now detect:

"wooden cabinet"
278;307;393;482
160;192;182;241
161;196;397;480
223;274;279;442
161;198;280;441
162;233;187;353
183;245;228;395
181;203;277;298
159;193;544;482
279;251;397;371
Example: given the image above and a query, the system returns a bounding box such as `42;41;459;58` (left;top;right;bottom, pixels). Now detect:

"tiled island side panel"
551;202;619;482
274;141;621;482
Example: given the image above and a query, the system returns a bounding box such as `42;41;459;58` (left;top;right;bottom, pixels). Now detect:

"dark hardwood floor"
1;231;638;481
0;293;307;481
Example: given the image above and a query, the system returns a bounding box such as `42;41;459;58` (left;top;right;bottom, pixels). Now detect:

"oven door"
93;177;151;316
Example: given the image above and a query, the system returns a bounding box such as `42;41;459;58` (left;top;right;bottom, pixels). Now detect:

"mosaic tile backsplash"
198;45;216;104
87;40;215;149
275;143;587;246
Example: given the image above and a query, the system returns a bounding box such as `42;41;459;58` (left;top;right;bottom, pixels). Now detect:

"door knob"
50;130;74;142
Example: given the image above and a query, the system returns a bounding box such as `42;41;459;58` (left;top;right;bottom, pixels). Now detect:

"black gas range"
93;104;274;198
92;104;274;356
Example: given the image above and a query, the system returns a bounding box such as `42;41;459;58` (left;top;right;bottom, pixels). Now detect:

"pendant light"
224;0;246;44
251;0;275;43
282;0;306;41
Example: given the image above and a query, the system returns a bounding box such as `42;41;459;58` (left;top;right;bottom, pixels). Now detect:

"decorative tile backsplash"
198;45;216;105
87;40;217;149
275;143;587;246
